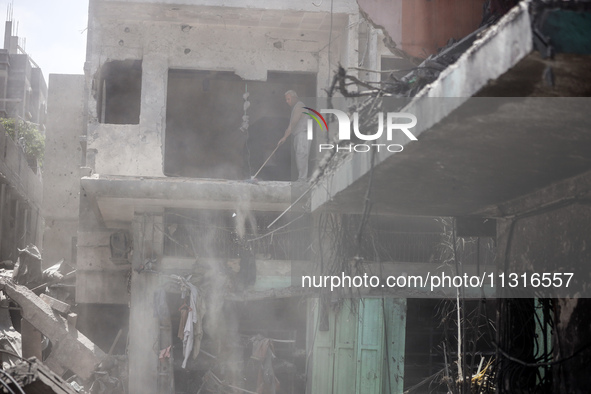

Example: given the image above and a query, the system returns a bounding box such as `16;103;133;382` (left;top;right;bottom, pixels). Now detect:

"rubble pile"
0;245;125;393
4;358;79;394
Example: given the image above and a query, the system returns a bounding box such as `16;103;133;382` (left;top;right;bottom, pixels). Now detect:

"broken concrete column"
128;271;160;394
139;53;167;177
316;51;331;97
128;211;169;394
366;26;380;83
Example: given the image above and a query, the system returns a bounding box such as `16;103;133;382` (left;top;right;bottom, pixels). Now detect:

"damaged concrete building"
0;18;46;271
42;0;407;393
35;0;591;393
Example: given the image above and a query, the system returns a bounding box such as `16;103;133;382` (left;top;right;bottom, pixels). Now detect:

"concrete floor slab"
310;1;591;218
81;175;294;223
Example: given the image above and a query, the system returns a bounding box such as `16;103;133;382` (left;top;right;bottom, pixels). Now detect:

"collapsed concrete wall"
0;277;106;380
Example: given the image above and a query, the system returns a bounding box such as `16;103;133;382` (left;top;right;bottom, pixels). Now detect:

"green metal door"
309;299;335;393
333;303;358;394
309;298;407;394
383;298;407;393
356;298;384;394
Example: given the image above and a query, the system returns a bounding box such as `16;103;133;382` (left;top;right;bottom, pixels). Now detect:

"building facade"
0;20;46;267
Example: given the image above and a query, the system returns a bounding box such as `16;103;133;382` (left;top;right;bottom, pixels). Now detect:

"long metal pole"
252;144;280;179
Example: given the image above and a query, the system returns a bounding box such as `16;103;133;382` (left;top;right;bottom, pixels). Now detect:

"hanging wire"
0;369;24;394
0;378;17;394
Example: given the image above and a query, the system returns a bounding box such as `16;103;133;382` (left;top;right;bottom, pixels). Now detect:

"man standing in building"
278;90;309;182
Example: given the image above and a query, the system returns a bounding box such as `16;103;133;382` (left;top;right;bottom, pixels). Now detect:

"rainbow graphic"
303;107;328;132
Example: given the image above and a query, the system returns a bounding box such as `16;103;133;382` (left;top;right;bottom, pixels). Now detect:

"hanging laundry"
159;346;171;361
178;303;189;340
181;283;205;369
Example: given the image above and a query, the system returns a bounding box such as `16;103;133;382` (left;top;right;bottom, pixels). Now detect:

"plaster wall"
76;270;130;304
87;124;163;176
43;75;84;220
43;74;85;265
75;243;131;304
42;220;77;266
87;20;334;84
76;173;133;304
358;0;486;58
77;230;116;271
76;228;131;304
